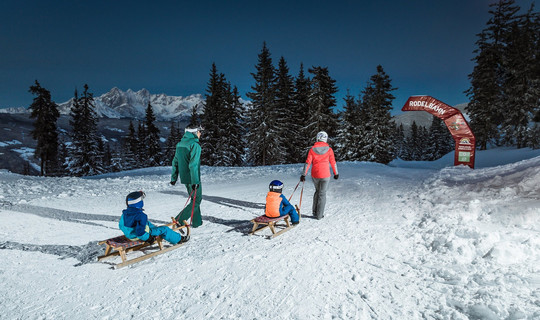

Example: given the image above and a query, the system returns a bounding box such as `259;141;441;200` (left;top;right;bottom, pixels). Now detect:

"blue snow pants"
148;222;182;244
281;203;299;223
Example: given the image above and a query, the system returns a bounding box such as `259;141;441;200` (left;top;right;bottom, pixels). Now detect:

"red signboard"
402;95;476;168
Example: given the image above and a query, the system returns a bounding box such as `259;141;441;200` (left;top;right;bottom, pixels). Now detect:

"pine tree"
466;0;521;149
293;63;312;162
427;116;454;160
163;120;180;165
28;80;60;176
188;103;201;128
144;102;162;166
69;84;103;176
356;65;396;164
405;121;421;161
393;123;406;160
201;63;226;166
500;4;540;148
307;66;339;140
226;86;246;166
123;120;138;170
337;90;362;161
274;56;297;164
246;42;280;166
136;121;146;167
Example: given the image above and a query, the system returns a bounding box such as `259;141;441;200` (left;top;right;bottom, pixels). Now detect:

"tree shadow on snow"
7;204;168;227
0;240;104;267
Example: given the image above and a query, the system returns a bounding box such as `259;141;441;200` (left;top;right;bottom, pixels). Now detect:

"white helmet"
316;131;328;142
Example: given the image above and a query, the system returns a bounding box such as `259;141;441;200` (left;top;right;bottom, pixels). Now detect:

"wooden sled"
250;205;300;239
98;220;190;269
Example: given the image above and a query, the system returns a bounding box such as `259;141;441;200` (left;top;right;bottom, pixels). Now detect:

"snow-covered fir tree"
426;116;454;160
122;121;138;170
393;123;406;160
163;120;181;165
500;4;540;148
306;66;339;140
28;80;60;176
68;85;103;176
466;0;524;149
143;102;162;166
136;121;146;166
337;90;362;161
274;56;297;164
188;104;201;128
293;63;312;162
201;63;226;166
246;42;281;166
403;121;422;161
222;86;246;167
356;65;396;164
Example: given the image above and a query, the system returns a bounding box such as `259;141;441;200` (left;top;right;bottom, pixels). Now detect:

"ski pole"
298;181;305;220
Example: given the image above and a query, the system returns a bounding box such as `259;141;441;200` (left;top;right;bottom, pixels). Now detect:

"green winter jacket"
171;131;201;185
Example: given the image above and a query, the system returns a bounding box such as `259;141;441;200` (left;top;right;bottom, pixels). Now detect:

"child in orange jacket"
265;180;300;224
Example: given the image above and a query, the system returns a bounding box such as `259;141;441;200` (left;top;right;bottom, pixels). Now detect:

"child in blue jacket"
119;191;189;244
265;180;300;224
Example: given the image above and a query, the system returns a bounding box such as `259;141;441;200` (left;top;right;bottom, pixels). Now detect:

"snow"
1;148;539;319
0;140;22;147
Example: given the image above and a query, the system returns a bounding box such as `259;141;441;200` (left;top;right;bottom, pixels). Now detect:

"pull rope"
288;180;301;202
189;186;198;226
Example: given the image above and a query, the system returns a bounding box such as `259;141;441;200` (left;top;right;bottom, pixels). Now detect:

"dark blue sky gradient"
0;0;537;113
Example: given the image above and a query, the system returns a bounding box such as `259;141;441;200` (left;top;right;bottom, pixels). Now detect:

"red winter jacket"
302;141;338;179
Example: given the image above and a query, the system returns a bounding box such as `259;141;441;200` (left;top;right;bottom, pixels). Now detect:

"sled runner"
98;220;190;269
250;205;300;238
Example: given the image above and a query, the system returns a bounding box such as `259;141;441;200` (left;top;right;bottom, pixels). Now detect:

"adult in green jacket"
170;126;203;227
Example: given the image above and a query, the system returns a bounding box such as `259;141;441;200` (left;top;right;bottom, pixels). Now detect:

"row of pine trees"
466;0;540;149
26;0;539;176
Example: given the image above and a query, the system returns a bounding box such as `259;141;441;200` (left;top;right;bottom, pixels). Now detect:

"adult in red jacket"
300;131;339;220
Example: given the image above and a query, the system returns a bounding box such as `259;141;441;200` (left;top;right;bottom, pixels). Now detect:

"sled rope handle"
182;188;196;211
299;180;304;214
288;180;301;202
189;186;197;226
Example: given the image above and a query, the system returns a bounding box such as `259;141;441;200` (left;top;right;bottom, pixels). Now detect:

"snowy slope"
0;148;539;319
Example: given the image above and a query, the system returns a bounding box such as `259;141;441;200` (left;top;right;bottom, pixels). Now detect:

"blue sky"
0;0;537;113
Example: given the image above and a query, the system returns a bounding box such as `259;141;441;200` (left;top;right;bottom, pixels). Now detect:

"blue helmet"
126;191;145;208
269;180;283;193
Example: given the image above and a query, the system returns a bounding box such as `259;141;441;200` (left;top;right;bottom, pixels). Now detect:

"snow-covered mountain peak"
56;88;205;121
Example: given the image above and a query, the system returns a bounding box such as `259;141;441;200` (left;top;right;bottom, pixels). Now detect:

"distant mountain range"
0;86;467;128
1;88;205;121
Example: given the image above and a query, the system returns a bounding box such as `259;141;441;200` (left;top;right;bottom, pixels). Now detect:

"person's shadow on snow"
160;190;265;210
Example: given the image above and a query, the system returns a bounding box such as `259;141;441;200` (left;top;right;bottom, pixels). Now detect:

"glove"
145;235;156;245
334;174;339;180
170;181;176;186
191;184;199;191
300;175;305;182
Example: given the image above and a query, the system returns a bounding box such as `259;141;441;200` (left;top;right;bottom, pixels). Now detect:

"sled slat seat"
98;235;164;266
250;214;291;238
254;215;287;223
104;235;145;249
